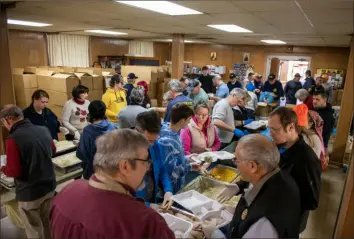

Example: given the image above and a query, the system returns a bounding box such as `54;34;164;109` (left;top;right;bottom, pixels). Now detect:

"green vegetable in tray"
204;156;213;163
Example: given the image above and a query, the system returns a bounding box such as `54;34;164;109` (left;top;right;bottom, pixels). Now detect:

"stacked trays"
52;152;82;174
160;213;193;238
172;190;232;228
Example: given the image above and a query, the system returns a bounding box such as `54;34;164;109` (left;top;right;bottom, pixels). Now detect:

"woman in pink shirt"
181;101;221;155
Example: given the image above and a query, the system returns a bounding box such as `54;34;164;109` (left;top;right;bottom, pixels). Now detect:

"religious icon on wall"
211;52;217;61
243;53;250;63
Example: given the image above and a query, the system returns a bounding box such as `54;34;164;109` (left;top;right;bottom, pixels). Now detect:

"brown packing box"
148;82;157;98
15;88;37;109
36;71;55;88
121;66;157;84
157;83;165;107
151;99;158;107
38;74;80;93
12;68;24;74
76;67;102;76
13;73;38;89
88;89;103;101
49;105;64;120
48;67;64;73
24;66;37;74
93;75;104;90
46;90;71;107
102;69;116;76
73;73;93;90
62;67;76;73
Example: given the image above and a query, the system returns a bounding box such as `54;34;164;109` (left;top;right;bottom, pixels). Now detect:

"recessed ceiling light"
85;30;127;35
261;40;286;44
7;19;52;27
116;1;202;16
207;24;252;33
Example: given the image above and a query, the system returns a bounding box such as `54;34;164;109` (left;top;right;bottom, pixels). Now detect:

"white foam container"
190;200;224;218
200;210;233;229
172;190;212;210
160;213;193;238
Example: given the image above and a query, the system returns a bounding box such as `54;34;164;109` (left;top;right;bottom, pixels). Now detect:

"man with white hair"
118;87;147;129
50;129;174;239
217;134;301;238
210;75;229;102
212;88;250;149
295;88;314;110
163;79;193;123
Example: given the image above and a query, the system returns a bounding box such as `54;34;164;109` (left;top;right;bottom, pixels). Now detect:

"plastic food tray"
200;210;233;229
55;141;76;154
244;121;267;130
160;213;193;239
52;152;82;174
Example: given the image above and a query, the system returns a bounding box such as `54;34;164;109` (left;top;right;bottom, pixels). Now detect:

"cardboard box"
76;67;102;76
121;66;158;84
93;75;105;90
12;68;24;74
102;69;116;76
151;99;158;107
46;90;71;106
15;88;37;109
13;73;38;89
148;82;157;98
49;105;64;120
24;66;37;74
74;73;93;90
36;71;55;88
62;67;76;73
48;67;64;73
88;89;103;101
38;74;79;93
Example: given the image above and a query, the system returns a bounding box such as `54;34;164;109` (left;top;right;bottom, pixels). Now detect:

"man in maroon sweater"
50;129;175;239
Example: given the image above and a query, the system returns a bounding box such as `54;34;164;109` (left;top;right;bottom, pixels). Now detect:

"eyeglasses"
132;158;152;167
267;126;283;133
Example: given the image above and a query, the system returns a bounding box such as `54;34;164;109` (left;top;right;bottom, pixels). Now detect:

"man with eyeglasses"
134;111;174;210
51;129;175;239
187;79;209;106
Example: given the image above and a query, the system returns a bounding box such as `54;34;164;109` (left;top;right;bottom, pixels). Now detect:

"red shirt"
304;95;314;110
50;179;175;239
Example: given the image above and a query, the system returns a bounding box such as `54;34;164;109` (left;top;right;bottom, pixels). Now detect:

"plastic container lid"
160;213;193;238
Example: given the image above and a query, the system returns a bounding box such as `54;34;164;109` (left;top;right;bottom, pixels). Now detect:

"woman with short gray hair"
295;88;314;110
117;88;147;129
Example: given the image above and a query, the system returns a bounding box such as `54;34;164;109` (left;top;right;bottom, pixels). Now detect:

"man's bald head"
236;134;280;172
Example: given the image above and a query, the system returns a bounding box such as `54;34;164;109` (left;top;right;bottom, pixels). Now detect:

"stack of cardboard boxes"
12;69;38;109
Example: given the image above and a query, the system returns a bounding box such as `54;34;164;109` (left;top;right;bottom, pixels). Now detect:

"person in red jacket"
50;129;174;239
0;105;56;239
295;89;314;110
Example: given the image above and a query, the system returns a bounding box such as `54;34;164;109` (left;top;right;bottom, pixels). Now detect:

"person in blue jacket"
303;70;316;94
246;74;263;99
76;100;116;179
124;73;138;105
134;110;174;209
261;73;284;103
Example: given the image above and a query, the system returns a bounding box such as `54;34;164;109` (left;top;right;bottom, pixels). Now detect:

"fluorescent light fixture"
116;1;202;16
7;19;52;27
261;40;286;44
85;30;127;35
166;39;193;43
207;24;252;33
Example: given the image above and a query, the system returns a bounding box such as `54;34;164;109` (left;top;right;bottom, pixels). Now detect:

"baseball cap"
188;79;201;91
294;73;301;78
127;73;138;79
230;73;236;79
268;73;276;80
169;79;184;92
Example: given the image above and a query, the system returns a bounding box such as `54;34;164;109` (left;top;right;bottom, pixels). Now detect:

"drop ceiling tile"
175;1;243;14
231;0;297;12
306;9;354;24
314;23;353;34
297;0;354;10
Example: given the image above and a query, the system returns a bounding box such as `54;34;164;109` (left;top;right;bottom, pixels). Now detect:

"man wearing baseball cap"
303;70;315;94
188;79;209;105
261;73;284;103
246;74;263;99
285;73;303;105
124;73;138;105
227;73;242;92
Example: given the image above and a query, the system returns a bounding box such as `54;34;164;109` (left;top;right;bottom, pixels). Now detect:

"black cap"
127;73;138;79
268;73;276;80
230;73;236;79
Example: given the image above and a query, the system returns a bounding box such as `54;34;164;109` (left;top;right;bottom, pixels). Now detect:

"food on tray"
204;156;213;163
202;188;240;206
161;208;199;223
208;167;238;183
53;154;81;168
54;140;75;152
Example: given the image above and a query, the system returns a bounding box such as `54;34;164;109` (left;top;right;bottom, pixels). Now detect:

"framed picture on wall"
243;53;250;63
211;52;217;61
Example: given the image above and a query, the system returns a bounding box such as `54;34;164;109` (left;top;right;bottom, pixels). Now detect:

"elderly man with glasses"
51;129;174;239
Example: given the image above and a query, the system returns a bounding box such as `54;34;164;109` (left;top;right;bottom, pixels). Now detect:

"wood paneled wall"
184;44;350;77
154;42;171;65
89;36;129;66
8;29;48;68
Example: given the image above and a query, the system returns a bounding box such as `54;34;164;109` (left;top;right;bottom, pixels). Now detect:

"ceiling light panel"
261;40;286;44
116;1;203;16
85;30;128;35
7;19;52;27
207;24;252;33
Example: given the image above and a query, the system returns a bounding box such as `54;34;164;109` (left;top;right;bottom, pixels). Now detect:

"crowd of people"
0;65;337;239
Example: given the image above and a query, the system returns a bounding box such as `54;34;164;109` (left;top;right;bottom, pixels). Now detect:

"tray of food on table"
244;120;268;131
52;152;82;174
54;140;77;154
